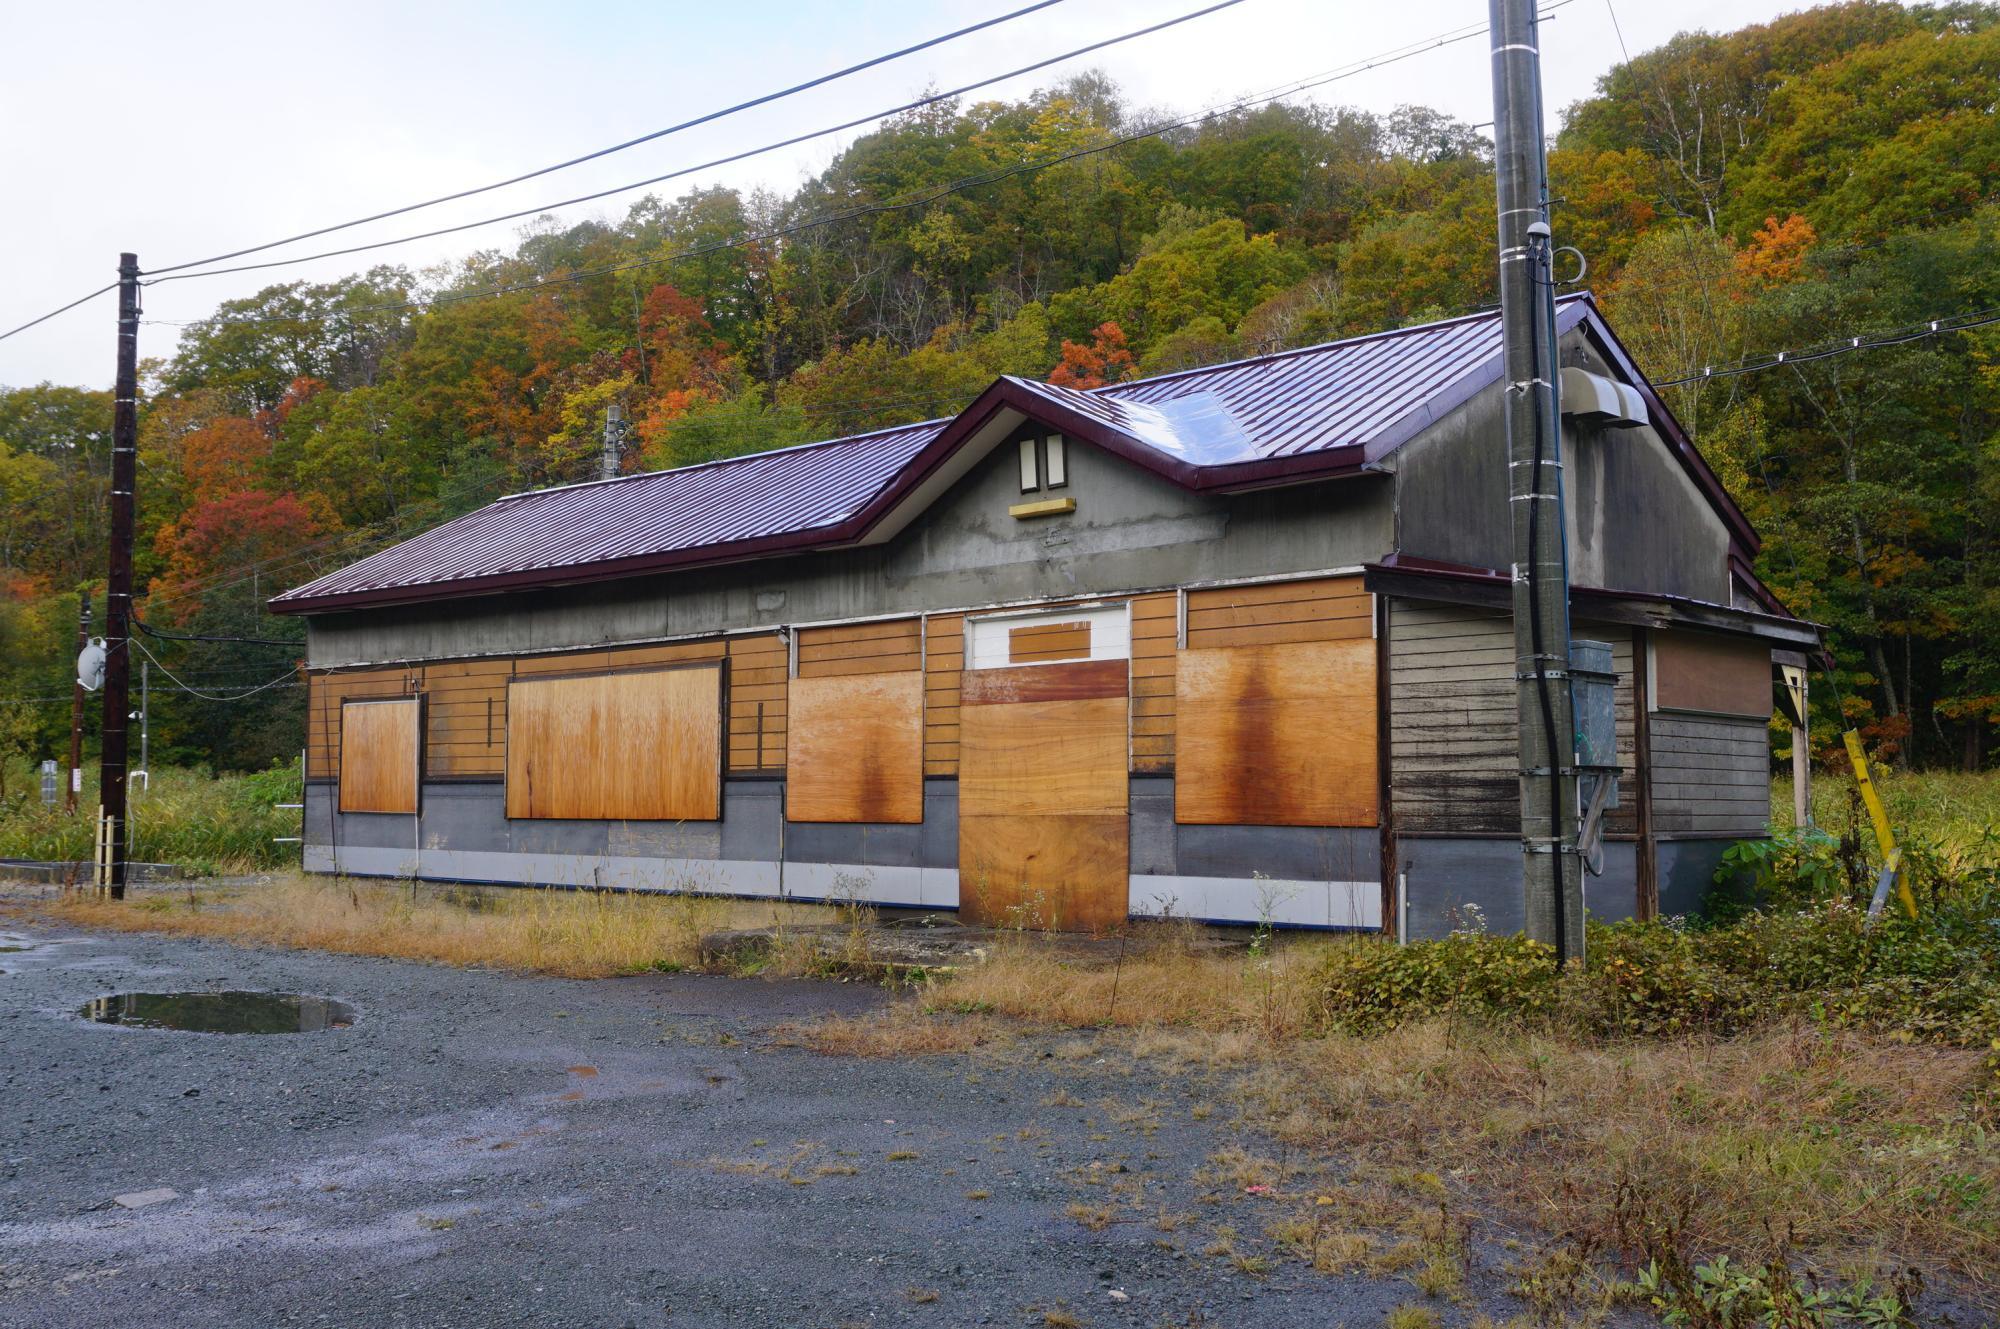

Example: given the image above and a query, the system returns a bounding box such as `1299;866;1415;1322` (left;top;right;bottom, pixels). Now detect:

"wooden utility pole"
98;254;140;900
1490;0;1581;960
65;596;90;813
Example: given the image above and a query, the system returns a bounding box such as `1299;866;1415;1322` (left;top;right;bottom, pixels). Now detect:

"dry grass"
832;940;2000;1309
31;872;839;979
934;924;1336;1036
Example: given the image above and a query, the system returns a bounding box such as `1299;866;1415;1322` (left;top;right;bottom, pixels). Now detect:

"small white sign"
71;768;82;794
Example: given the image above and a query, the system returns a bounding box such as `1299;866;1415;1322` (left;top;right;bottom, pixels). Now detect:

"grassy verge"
805;923;1997;1323
33;872;842;979
0;761;302;872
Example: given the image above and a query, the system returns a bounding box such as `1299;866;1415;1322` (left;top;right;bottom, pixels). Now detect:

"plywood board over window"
1651;632;1773;718
339;697;421;814
1176;637;1378;827
505;664;721;821
789;619;924;822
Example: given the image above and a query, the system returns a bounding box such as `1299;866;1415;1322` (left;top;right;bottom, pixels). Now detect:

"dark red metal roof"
272;297;1733;614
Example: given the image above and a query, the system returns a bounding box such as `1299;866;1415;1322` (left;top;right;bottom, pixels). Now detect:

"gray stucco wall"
1387;329;1732;605
307;417;1396;668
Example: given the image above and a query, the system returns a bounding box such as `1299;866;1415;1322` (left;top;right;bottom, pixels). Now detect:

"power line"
130;638;300;702
1654;304;2000;386
144;0;1253;286
0;282;119;345
140;0;1075;279
132;609;301;649
143;9;1537;336
133;14;1575;613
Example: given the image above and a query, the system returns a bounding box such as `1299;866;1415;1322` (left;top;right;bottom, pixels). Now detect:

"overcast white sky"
1;0;1818;389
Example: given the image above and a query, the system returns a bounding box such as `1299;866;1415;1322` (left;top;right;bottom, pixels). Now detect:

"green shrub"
1312;903;2000;1050
1310;931;1561;1033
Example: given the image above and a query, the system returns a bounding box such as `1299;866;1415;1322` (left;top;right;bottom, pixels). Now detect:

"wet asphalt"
0;923;1503;1329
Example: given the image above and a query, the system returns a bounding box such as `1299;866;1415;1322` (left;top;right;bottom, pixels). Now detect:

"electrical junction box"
1571;638;1620;811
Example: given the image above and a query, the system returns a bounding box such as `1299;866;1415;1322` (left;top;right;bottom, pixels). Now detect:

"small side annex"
271;295;1819;935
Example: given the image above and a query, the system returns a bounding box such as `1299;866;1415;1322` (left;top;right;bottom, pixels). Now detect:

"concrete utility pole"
98;254;141;901
1489;0;1583;961
65;596;90;813
600;401;627;482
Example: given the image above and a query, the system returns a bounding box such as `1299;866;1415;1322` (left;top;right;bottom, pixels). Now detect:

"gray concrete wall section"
1395;837;1640;940
1387;330;1731;605
1657;838;1733;919
307;426;1396;668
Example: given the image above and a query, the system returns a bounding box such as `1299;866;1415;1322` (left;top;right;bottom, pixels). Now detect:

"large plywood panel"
959;813;1128;931
1653;631;1772;718
1176;638;1378;827
339;698;420;813
786;672;924;824
506;665;720;821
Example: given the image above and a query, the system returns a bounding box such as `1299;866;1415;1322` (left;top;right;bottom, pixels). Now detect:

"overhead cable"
1655;305;2000;386
140;0;1076;277
144;0;1253;285
0;282;119;344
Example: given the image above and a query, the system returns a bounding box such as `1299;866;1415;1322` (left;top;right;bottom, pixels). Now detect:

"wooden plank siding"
1129;593;1177;773
308;667;416;779
1647;712;1772;836
1389;601;1639;837
923;614;965;777
1184;576;1370;649
796;618;920;677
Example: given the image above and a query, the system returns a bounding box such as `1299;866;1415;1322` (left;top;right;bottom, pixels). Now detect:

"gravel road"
0;922;1513;1328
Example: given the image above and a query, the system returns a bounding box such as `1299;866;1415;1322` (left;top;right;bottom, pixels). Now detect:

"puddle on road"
80;991;357;1034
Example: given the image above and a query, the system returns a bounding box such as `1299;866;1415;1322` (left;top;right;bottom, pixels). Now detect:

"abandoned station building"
272;294;1817;936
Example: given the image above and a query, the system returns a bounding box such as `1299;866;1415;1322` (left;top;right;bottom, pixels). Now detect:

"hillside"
1;0;1995;773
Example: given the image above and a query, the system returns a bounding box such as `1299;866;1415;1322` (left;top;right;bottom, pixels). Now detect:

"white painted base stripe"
1129;875;1381;929
306;845;956;908
304;847;1375;927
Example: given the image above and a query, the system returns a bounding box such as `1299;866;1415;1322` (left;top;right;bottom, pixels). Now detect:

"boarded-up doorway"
958;657;1129;931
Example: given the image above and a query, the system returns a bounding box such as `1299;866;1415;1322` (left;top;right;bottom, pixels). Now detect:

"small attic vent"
1560;367;1648;429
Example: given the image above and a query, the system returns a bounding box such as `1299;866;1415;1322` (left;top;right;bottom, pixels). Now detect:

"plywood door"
958;658;1129;931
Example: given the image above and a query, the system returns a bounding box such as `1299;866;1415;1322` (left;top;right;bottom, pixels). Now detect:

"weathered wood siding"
1129;593;1177;774
1648;713;1770;836
1388;601;1637;837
